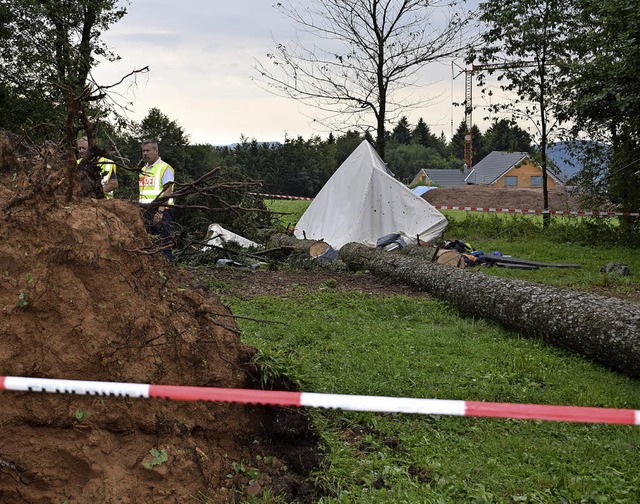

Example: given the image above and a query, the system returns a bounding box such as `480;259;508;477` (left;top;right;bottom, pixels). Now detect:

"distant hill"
545;140;608;182
212;141;282;149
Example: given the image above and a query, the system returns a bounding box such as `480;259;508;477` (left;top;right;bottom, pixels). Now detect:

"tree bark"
339;243;640;378
267;233;317;250
265;233;337;265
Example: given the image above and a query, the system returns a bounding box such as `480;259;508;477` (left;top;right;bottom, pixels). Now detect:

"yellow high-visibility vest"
139;160;174;205
97;157;117;198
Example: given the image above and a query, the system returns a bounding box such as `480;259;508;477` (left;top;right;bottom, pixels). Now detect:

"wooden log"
266;233;338;266
339;242;640;378
267;233;318;250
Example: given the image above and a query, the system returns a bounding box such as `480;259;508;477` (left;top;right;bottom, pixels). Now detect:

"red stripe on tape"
149;384;302;407
466;401;637;425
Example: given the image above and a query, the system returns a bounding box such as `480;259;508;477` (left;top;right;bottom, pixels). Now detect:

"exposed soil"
207;268;432;299
0;133;323;503
422;184;604;212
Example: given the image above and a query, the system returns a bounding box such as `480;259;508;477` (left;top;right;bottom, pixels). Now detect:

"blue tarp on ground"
411;186;437;196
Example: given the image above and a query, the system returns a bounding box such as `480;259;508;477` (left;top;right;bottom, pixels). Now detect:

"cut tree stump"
267;233;338;267
339;242;640;379
268;233;318;251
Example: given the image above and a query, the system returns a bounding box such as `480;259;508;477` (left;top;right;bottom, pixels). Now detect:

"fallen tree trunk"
339;242;640;379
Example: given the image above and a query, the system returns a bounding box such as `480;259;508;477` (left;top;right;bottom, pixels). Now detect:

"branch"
95;66;150;92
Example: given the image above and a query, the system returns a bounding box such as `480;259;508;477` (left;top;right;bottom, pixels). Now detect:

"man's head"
142;140;159;165
77;137;89;159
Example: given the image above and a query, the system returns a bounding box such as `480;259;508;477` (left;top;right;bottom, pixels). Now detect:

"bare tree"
254;0;475;159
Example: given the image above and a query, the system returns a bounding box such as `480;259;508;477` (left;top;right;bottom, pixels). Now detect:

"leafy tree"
335;130;364;167
558;0;640;226
450;121;483;164
482;118;532;154
230;136;337;197
136;108;190;173
559;1;639;144
281;136;336;196
232;138;278;193
411;118;437;149
391;116;412;145
363;130;375;146
255;0;473;159
186;144;226;180
386;144;428;182
412;118;429;147
0;0;129;145
387;143;460;181
472;0;577;224
437;131;449;155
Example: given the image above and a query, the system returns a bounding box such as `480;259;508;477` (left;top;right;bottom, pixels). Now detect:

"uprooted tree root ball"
0;132;323;502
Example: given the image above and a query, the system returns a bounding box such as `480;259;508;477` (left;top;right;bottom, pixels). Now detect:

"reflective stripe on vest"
139;161;174;205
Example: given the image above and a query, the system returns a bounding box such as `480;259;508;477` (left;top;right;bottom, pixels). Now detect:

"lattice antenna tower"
464;69;474;170
459;61;537;170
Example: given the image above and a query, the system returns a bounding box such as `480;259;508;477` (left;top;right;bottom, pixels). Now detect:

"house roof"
423;169;467;188
465;151;529;184
465;151;563;185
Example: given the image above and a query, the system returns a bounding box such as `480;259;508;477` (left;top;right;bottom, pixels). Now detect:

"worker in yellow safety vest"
76;137;118;198
139;139;175;261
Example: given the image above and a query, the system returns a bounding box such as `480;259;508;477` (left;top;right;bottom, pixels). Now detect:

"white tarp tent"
294;140;448;250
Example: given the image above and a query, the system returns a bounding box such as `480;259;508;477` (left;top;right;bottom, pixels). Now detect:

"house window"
504;176;518;187
530;176;543;187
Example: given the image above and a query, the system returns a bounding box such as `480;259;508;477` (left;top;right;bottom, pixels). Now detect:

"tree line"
107;107;533;198
0;0;637;236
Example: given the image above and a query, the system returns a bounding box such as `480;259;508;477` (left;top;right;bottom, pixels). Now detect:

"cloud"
94;1;468;145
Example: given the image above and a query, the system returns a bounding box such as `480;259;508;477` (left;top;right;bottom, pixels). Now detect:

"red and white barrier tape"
2;376;638;426
256;193;314;201
256;192;639;217
432;205;640;217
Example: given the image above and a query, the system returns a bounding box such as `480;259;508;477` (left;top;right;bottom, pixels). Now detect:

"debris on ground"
600;262;631;276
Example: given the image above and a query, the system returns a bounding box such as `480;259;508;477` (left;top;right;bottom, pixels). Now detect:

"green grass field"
265;198;310;230
221;199;640;503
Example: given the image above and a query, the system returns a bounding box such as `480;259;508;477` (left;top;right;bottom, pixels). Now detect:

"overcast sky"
94;1;472;146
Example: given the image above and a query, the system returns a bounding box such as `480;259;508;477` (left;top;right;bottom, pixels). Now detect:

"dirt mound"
423;185;597;211
0;133;320;502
